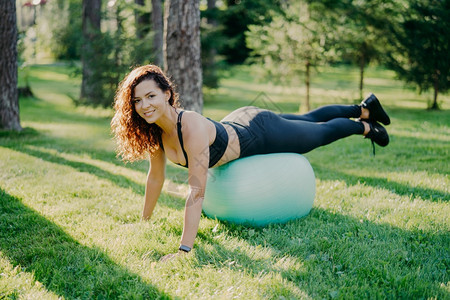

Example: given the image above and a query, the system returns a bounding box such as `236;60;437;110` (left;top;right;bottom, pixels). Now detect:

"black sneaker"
365;121;389;155
361;93;391;125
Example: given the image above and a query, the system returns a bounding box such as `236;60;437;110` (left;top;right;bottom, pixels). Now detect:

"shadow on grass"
19;96;111;125
3;143;146;197
195;208;449;298
313;164;448;202
0;188;169;299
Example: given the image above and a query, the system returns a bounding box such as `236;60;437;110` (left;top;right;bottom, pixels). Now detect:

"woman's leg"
264;114;365;154
279;104;361;123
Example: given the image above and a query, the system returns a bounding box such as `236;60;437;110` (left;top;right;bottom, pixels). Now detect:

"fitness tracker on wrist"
178;245;191;252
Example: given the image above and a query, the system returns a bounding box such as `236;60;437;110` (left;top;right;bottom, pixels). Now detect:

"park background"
1;0;449;299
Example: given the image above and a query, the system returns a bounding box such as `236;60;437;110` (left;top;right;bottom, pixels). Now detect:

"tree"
80;0;102;103
135;0;151;39
384;0;450;109
151;0;164;67
76;0;155;107
41;0;83;60
246;1;329;112
164;0;203;112
0;0;22;131
201;0;223;89
219;0;281;65
207;0;217;27
323;0;381;101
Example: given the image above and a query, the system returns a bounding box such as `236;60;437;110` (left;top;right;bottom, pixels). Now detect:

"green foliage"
50;0;83;60
246;1;335;110
383;0;450;109
245;0;402;103
200;8;226;89
17;0;156;107
77;30;119;107
246;2;330;85
217;0;282;64
17;0;83;61
76;0;155;107
319;0;383;94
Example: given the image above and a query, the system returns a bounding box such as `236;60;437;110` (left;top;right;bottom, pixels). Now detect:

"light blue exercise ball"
203;153;316;226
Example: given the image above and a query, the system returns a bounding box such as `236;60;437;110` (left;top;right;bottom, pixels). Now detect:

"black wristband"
178;245;191;252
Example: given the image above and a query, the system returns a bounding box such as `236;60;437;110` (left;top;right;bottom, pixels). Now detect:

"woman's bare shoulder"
180;109;203;119
180;110;208;127
179;110;213;142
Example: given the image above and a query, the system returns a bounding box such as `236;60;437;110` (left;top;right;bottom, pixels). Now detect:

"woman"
111;64;390;258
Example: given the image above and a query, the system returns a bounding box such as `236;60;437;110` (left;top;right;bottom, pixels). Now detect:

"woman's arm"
179;113;210;249
142;147;166;220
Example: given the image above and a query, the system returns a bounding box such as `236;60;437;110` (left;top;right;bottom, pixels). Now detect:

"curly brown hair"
111;65;179;162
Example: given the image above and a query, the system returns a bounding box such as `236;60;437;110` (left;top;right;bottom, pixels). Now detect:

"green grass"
1;63;449;299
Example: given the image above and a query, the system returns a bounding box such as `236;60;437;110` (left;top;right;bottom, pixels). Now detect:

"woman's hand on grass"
159;251;188;262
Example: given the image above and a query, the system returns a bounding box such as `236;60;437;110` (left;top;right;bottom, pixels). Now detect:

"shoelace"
366;122;378;156
371;140;376;156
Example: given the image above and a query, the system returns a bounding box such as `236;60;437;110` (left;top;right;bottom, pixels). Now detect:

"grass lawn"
0;63;449;299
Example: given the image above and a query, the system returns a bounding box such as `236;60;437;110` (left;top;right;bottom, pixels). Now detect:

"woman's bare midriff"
213;106;268;167
213;123;241;167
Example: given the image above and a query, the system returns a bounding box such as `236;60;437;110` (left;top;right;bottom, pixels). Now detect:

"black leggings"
222;105;365;158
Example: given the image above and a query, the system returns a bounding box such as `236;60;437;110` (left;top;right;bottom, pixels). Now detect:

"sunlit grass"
1;63;449;299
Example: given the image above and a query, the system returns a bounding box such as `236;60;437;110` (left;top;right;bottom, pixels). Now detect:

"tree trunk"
81;0;102;102
152;0;164;67
359;55;365;102
207;0;217;25
0;0;22;131
302;61;311;112
164;0;202;113
430;69;439;110
114;2;123;84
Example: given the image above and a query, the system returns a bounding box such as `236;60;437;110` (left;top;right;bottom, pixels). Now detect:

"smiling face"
133;79;171;124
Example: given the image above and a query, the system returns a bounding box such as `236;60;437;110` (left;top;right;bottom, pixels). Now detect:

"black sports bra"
175;111;229;168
